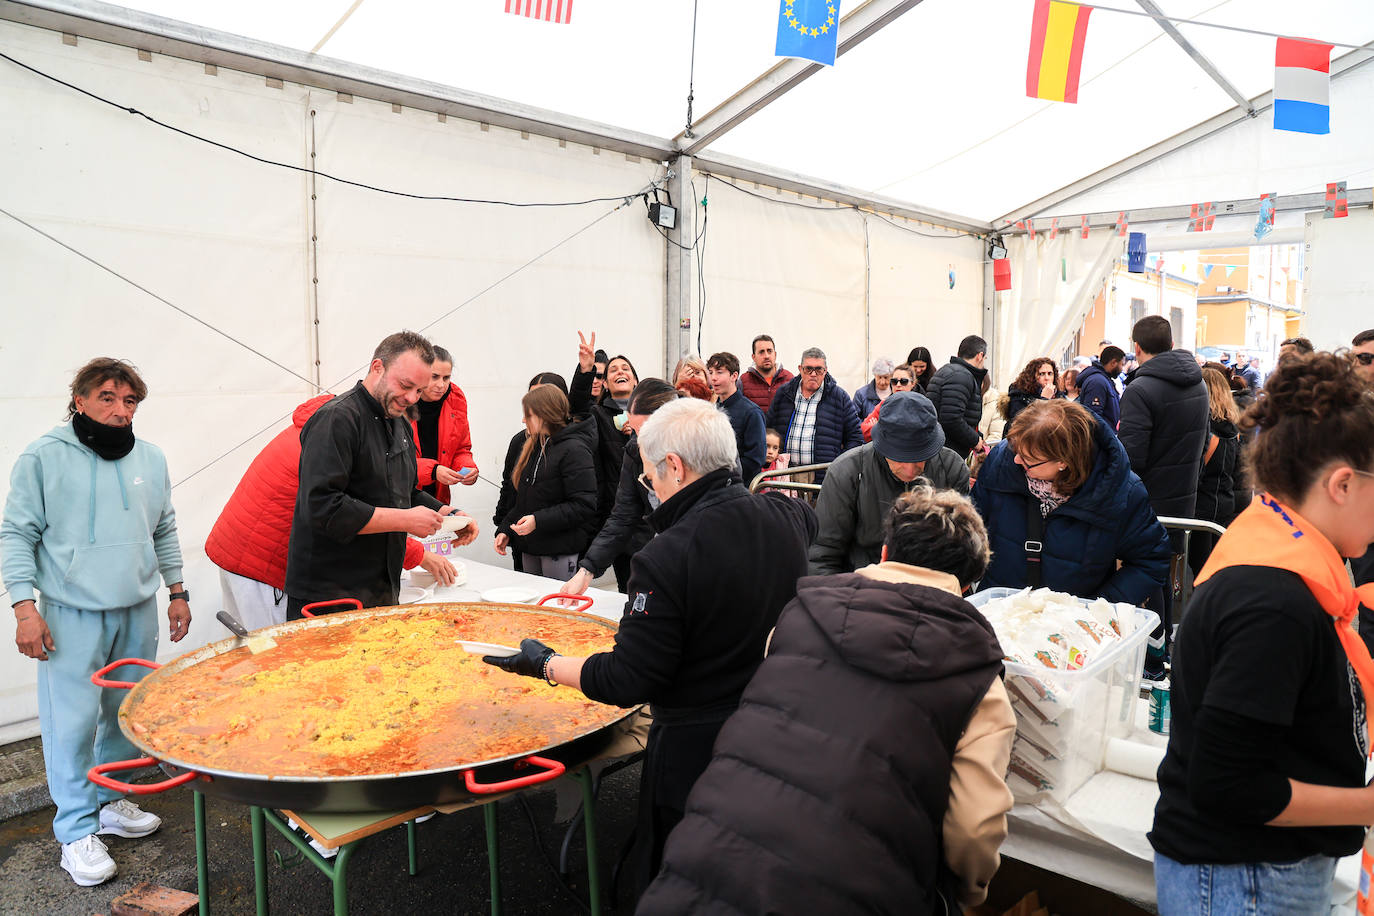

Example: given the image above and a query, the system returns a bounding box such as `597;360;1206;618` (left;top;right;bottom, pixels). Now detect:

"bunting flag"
1080;214;1090;239
1115;211;1128;237
1224;265;1237;279
505;0;572;24
1255;192;1276;240
1325;181;1348;219
1050;218;1060;240
1203;263;1214;279
1274;38;1333;134
776;0;840;67
1026;0;1093;103
1187;202;1215;232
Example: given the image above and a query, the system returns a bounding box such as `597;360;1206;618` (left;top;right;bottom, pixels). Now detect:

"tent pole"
665;155;694;369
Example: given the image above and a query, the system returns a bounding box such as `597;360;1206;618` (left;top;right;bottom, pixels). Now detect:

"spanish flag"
1026;0;1092;103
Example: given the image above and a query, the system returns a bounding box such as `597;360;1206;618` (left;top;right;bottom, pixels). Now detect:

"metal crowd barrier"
748;463;830;504
1158;515;1228;626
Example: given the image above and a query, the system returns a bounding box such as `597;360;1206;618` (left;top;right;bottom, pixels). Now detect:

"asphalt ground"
0;761;644;916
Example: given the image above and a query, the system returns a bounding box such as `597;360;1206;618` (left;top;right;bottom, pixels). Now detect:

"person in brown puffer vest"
638;486;1016;915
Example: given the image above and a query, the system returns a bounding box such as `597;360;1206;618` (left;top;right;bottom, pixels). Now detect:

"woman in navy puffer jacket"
971;399;1170;605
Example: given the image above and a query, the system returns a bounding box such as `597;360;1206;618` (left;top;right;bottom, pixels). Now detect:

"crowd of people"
5;321;1374;912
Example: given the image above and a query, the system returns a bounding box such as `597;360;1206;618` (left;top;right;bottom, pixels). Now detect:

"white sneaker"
97;798;162;838
60;834;117;887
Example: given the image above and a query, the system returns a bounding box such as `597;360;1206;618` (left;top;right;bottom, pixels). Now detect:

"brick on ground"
109;883;198;916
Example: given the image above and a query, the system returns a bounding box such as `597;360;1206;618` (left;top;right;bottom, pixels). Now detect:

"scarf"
72;413;135;461
1025;476;1069;518
1197;493;1374;754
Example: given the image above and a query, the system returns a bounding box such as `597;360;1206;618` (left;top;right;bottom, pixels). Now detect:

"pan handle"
91;658;161;689
88;757;198;794
464;755;565;794
299;598;363;618
536;593;594;612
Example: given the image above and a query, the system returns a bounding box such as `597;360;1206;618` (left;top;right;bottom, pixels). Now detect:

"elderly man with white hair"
484;397;817;900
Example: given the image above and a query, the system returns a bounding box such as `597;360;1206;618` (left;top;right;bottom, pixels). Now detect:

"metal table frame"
190;767;602;916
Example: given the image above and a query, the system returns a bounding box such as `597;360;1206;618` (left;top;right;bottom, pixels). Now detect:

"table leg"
576;770;601;916
193;791;209;916
250;806;269;916
407;819;417;876
332;843;355;916
484;802;501;916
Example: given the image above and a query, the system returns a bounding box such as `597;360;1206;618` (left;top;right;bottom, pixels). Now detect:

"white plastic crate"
968;587;1159;804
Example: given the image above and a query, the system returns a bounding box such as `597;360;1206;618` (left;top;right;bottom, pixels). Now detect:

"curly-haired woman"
1002;357;1061;426
1151;352;1374;915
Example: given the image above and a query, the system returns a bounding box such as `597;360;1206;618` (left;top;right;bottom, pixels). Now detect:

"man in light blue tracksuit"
1;358;190;887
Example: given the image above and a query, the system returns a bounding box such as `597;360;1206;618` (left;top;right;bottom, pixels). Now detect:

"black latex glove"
483;638;558;681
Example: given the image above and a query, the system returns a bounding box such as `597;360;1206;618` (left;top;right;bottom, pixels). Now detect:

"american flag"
506;0;572;24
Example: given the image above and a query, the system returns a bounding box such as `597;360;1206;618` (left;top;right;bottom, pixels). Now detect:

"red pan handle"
88;757;198;794
300;598;363;618
536;593;594;612
464;755;565;794
91;658;161;689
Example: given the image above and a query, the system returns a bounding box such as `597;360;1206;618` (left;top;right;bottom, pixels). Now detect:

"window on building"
1170;307;1184;347
1130;297;1147;327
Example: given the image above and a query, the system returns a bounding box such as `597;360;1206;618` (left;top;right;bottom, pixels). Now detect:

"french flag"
1273;38;1334;135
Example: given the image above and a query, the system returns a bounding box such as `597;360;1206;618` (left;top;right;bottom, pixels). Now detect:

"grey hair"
800;347;826;363
872;357;894;376
883;486;991;587
637;397;738;478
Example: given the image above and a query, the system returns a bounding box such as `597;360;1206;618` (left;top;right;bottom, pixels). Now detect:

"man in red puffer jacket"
205;395;456;629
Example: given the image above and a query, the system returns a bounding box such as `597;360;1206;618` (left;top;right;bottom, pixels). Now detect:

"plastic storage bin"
968;587;1159;804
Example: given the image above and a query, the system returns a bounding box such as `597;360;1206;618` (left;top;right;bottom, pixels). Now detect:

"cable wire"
0;50;662;209
0;206;323;390
701;173;982;240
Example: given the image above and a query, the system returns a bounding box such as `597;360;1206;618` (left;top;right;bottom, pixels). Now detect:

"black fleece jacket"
580;468;817;713
498;417;599;557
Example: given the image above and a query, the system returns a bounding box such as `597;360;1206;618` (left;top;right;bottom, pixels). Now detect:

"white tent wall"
1302;208;1374;352
0;19;664;742
305;87;665;558
687;176;984;397
994;231;1124;387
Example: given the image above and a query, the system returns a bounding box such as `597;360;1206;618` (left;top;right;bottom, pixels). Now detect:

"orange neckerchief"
1197;493;1374;755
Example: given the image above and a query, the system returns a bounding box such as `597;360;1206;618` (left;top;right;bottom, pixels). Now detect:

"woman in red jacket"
412;346;478;504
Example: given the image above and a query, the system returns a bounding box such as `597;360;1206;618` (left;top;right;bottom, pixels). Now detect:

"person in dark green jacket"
810;392;969;575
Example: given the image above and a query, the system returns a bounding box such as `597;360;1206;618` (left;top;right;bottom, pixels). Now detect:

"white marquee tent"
1;0;1371;740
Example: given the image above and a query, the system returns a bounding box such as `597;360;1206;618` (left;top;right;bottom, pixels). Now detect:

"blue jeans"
1155;851;1337;916
37;598;158;843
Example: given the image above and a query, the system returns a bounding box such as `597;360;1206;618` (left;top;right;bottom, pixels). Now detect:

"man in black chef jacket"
285;331;478;618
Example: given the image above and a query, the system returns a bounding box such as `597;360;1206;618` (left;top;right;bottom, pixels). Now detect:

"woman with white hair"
852;356;896;417
485;397;817;899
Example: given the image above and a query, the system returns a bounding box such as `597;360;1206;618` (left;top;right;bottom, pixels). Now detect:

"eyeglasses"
1015;452;1055;471
1354;352;1374;366
800;365;826;375
594;371;607;379
891;377;914;386
637;471;654;492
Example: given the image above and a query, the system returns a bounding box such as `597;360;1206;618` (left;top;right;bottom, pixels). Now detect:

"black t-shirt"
416;390;447;497
1151;566;1368;864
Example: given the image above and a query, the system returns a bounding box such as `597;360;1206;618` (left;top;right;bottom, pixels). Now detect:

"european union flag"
775;0;839;67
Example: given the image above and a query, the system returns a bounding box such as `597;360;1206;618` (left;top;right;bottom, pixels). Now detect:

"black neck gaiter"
72;413;136;461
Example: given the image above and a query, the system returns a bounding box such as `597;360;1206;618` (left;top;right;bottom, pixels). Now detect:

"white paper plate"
407;560;466;589
398;585;433;604
480;586;540;605
440;515;472;533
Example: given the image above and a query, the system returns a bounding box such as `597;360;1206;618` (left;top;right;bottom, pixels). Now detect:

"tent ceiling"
8;0;1374;224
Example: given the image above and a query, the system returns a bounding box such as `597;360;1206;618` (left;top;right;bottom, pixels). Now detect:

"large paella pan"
89;596;635;812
